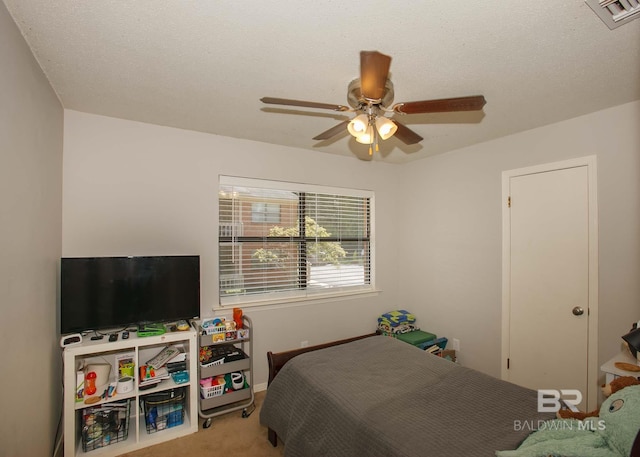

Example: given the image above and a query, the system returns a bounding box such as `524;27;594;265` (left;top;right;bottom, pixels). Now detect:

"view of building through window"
218;177;373;304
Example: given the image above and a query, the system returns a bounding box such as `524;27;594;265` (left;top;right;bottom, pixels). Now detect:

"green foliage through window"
218;177;373;304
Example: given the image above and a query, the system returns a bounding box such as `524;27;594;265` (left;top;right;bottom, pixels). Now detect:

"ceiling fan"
261;50;486;156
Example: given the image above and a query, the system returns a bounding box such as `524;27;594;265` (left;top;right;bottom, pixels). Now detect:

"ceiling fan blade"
393;121;423;145
360;51;392;101
261;97;350;112
312;120;349;141
393;95;486;115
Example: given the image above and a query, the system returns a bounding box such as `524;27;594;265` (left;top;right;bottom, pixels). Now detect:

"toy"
84;371;97;396
556;376;640;420
602;375;640;397
496;384;640;457
233;307;243;329
199;346;212;363
176;319;190;331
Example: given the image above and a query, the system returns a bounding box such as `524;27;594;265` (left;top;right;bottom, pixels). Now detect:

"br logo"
537;389;582;413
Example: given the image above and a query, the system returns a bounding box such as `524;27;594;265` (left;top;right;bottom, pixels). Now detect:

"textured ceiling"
4;1;640;163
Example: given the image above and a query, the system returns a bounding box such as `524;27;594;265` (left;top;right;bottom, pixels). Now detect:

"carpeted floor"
119;390;285;457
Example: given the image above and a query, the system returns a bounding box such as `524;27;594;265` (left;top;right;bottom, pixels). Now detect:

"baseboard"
254;382;268;392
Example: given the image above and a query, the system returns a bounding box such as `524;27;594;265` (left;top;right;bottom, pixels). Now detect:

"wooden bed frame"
265;333;377;446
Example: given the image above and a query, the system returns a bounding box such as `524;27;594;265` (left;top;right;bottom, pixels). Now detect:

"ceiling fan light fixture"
355;125;375;144
260;51;487;155
375;117;397;140
347;114;369;137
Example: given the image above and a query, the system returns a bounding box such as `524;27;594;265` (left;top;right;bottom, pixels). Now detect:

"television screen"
61;255;200;334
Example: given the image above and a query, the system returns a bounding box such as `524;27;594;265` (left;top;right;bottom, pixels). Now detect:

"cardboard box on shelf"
440;349;456;363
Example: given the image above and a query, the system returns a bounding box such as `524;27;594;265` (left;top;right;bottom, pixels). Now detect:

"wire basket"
81;399;131;452
142;387;186;434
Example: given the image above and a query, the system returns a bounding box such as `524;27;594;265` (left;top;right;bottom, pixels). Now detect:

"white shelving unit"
62;327;199;457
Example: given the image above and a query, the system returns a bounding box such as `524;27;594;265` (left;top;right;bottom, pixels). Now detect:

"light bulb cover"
355;125;375;144
375;117;398;140
347;114;369;137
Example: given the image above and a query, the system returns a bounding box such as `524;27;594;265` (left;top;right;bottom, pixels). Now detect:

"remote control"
109;333;118;342
122;330;129;339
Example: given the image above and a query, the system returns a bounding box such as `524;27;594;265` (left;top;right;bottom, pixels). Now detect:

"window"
218;176;374;305
251;202;280;223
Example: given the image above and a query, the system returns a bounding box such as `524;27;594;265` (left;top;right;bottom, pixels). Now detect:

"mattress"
260;335;553;457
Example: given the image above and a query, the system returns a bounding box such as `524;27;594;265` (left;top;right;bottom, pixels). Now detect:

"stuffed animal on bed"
556;376;640;421
495;384;640;457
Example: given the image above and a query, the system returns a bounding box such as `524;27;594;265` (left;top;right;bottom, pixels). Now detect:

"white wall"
0;2;64;456
62;102;640;391
397;101;640;381
62;110;404;387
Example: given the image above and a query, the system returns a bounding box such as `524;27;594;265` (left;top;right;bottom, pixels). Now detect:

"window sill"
214;288;382;312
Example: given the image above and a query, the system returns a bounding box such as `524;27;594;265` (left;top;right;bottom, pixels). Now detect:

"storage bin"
395;330;437;347
81;399;131;452
439;349;457;362
206;325;226;336
200;375;226;398
199;344;245;367
142;387;186;433
200;383;225;399
201;357;224;368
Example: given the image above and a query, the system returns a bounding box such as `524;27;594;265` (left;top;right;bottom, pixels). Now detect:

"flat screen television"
60;255;200;334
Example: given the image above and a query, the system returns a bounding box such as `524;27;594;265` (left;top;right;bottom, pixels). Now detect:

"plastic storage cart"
198;315;254;428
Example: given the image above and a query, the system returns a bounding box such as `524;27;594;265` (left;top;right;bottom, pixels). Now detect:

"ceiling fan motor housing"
347;78;395;110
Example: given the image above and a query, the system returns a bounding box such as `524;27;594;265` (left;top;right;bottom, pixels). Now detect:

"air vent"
586;0;640;29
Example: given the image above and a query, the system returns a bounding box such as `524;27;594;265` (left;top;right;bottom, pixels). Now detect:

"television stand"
62;327;198;456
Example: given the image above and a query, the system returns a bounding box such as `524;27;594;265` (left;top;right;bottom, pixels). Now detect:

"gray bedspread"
260;336;553;457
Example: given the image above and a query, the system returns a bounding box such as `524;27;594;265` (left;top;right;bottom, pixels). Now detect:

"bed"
259;334;554;457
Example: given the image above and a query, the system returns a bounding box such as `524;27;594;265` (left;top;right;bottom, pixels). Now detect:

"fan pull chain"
374;125;379;155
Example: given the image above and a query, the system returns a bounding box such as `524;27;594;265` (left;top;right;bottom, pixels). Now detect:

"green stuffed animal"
496;384;640;457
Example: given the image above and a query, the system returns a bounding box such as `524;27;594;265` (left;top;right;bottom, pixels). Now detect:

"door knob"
572;306;585;316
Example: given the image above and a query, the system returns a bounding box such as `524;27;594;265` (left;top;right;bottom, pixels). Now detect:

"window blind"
218;176;373;305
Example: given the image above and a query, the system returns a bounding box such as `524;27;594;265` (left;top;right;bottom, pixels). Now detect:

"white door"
502;157;598;410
